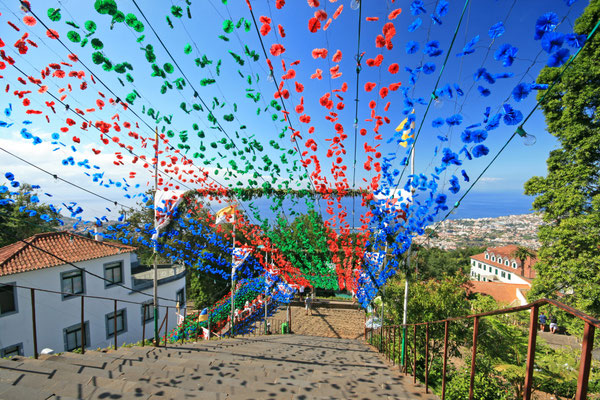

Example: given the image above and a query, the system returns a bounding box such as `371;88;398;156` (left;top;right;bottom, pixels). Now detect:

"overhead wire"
423;17;600;240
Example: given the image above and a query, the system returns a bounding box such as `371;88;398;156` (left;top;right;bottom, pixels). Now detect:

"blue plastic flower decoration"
442;148;462;166
494;43;518;67
486;113;502;130
542;32;565;53
410;0;426;15
446;114;463;126
478;86;491;97
488;22;505;39
423;62;436;74
548;48;571;67
408;18;422;32
461;130;473;143
424;40;443;57
535;12;558;40
472;130;488;143
449;175;460;194
431;14;442;25
456;35;479;57
454;83;464;96
406;41;419;54
432;118;445;128
436;0;449;16
565;33;586;48
512;83;532;102
502;104;523;126
461;170;470;182
472;144;490;158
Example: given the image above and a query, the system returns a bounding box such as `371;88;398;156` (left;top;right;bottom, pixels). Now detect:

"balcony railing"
131;264;186;290
367;298;598;400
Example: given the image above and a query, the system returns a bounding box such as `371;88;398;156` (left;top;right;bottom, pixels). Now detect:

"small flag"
153;190;185;240
215;204;237;225
232;247;252;277
198;308;208;322
395;109;415;148
202;327;210;340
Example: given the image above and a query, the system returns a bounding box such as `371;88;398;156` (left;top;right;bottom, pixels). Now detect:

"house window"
64;322;89;352
491;256;496;262
507;273;511;280
106;308;127;338
512;262;517;269
104;261;123;287
61;270;84;298
0;343;23;357
141;300;154;324
501;271;506;278
497;257;502;264
483;265;486;271
495;269;498;275
505;260;510;266
485;253;489;260
176;288;185;308
471;260;475;266
0;283;18;316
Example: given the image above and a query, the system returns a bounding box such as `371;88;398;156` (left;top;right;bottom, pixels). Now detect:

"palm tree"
511;246;535;277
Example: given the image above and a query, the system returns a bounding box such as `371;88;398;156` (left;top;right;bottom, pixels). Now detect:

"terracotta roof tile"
466;281;531;305
471;244;537;280
0;232;136;277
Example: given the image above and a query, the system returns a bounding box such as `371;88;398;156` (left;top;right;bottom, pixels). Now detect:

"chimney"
94;227;103;242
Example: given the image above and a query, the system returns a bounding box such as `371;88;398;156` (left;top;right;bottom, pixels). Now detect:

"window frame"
106;308;127;339
63;321;89;352
512;262;518;269
61;269;85;299
176;288;185;308
141;300;154;324
485;253;489;260
103;261;124;288
505;260;510;266
0;342;23;358
0;282;18;317
497;257;503;264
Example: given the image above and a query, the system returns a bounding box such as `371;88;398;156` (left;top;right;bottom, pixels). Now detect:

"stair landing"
0;335;438;399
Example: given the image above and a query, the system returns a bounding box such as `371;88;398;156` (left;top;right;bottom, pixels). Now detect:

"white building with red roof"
0;232;185;358
469;244;537;286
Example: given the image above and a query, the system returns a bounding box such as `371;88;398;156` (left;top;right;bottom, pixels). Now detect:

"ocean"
227;191;534;225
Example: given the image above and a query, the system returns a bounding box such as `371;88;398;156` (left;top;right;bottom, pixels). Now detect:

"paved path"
0;335;438;399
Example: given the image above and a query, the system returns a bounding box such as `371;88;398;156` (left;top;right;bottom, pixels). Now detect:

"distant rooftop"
0;231;136;277
471;244;537;280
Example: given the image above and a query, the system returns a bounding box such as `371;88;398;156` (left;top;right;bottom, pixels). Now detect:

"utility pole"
230;222;236;337
401;126;416;370
153;127;159;346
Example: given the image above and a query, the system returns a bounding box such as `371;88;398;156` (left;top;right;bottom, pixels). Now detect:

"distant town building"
469;245;537;285
0;232;185;357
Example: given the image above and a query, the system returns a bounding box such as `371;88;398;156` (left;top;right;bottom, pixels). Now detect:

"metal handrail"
369;298;597;400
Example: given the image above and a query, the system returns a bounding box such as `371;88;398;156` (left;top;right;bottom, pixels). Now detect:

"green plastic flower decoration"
84;20;97;32
164;63;174;74
132;20;145;32
92;51;105;64
184;44;193;54
91;38;104;50
67;31;81;43
171;6;183;18
112;10;125;23
47;8;62;22
94;0;118;15
223;19;234;33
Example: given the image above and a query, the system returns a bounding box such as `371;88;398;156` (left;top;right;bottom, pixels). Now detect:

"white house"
0;231;186;357
469;244;536;285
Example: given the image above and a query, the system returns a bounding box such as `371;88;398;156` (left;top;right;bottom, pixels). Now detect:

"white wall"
0;253;185;357
469;259;529;285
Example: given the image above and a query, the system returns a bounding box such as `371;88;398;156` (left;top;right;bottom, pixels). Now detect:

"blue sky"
0;0;589;223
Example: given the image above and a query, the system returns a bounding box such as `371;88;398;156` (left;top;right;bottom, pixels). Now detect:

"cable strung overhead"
0;0;591;307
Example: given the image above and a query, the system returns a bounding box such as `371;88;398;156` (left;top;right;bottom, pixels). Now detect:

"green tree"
510;246;535;279
0;183;60;247
411;245;485;279
524;0;600;315
386;274;472;389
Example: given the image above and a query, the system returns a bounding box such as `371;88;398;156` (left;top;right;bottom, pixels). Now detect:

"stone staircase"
0;335;438;400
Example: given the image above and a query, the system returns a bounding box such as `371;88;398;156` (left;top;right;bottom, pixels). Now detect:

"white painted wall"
469;259;529;285
0;252;185;357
